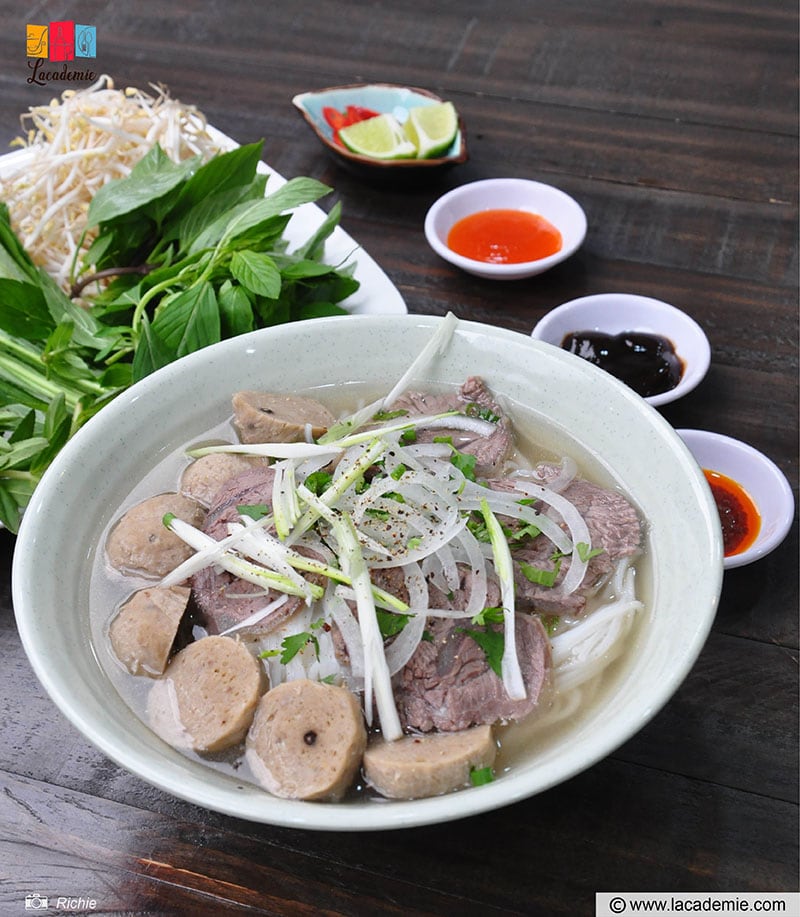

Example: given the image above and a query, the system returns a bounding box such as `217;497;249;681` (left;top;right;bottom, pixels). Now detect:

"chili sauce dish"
292;84;468;181
12;314;722;831
531;293;711;407
677;429;795;569
424;178;587;280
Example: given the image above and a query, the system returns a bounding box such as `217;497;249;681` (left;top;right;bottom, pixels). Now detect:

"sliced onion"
415;415;498;437
511;456;578;494
459;481;572;555
382;311;459;408
325;587;365;679
384;562;429;675
508;480;591;593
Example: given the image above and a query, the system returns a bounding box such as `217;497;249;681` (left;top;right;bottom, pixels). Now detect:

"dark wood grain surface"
0;1;797;914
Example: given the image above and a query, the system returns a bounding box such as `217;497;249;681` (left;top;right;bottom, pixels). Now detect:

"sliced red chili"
322;106;347;130
345;105;379;123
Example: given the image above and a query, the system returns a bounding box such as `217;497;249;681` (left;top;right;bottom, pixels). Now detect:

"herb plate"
0;129;407;317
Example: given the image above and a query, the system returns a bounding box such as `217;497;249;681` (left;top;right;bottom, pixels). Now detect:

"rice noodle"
550;559;642;692
0;75;224;290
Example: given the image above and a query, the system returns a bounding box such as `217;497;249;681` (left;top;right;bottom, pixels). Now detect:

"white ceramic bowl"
12;315;722;831
531;293;711;407
677;429;795;569
424;178;587;279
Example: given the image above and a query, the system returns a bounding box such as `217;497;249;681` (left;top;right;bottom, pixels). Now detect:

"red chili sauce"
446;209;563;264
703;468;761;557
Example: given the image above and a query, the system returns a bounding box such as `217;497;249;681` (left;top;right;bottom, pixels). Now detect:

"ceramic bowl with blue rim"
292;83;468;180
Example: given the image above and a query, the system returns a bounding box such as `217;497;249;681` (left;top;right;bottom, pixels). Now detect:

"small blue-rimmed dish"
292;83;467;181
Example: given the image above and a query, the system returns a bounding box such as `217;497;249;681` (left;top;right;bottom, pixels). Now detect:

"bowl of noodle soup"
12;314;723;830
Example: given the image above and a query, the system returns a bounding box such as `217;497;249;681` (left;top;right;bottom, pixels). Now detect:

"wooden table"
1;2;797;913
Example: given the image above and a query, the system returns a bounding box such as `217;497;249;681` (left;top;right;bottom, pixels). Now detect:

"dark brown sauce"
561;330;684;397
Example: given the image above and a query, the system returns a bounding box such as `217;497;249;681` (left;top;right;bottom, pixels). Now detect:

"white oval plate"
0;124;407;316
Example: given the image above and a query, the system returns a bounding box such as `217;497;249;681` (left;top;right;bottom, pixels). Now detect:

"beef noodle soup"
90;374;647;803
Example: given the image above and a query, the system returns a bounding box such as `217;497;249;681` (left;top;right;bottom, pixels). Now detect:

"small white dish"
677;429;795;569
424;178;587;280
531;293;711;407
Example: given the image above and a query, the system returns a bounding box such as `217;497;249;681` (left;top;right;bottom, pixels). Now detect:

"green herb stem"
0;346;80;409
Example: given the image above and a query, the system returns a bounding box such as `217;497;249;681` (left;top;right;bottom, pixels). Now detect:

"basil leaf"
132;313;177;382
7;408;35;443
189;177;330;254
230;251;282;298
150;282;220;358
295;302;348;320
87;145;199;226
0;279;53;341
295;200;342;261
173;141;263;214
0;435;50;471
217;281;255;337
0;482;22;533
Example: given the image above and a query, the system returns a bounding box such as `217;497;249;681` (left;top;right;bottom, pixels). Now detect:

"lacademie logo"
26;21;98;85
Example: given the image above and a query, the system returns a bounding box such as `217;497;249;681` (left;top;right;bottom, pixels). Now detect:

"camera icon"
25;894;49;910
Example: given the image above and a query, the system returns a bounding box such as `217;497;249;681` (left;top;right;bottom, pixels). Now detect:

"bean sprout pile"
0;75;223;290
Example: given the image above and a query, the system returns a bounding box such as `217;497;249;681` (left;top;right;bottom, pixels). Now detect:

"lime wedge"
338;113;417;160
404;102;458;159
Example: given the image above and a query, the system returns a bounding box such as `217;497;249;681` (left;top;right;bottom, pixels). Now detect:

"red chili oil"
446;209;563;264
703;468;761;557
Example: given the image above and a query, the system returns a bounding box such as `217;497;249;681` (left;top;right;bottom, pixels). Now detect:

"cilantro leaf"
237;503;270;520
519;557;562;588
575;541;604;562
376;609;411;638
457;625;504;678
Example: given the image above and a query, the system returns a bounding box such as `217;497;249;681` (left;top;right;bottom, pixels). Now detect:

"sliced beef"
190;466;321;636
232;391;336;443
490;475;642;616
390;376;512;477
427;564;501;612
395;614;552;733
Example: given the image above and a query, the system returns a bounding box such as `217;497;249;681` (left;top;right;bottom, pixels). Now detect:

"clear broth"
89;383;650;800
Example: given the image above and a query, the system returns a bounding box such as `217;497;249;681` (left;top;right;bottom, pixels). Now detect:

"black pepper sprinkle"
303;730;318;746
